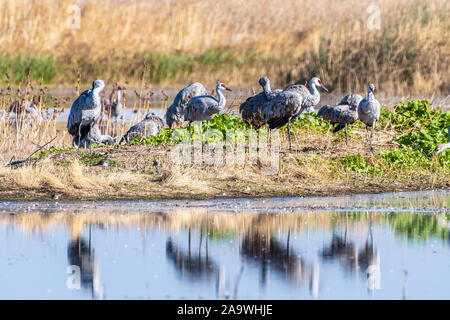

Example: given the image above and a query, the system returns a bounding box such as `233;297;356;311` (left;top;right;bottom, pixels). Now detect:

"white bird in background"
119;112;164;144
184;82;232;145
239;76;281;130
358;83;381;152
67;80;105;147
165;82;208;129
434;125;450;156
317;94;362;145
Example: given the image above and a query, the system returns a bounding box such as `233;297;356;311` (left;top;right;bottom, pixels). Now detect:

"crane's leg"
365;125;370;150
345;124;348;146
89;121;93;154
287;120;292;150
370;120;375;153
77;123;82;152
200;121;204;151
206;121;209;144
188;122;192;144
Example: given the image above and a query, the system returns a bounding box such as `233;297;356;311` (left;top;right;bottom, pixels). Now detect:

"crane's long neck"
92;86;103;106
367;88;375;101
216;86;226;109
262;81;272;100
117;90;122;104
308;81;320;105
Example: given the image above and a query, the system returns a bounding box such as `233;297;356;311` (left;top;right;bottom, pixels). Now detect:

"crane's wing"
263;90;303;129
67;90;90;135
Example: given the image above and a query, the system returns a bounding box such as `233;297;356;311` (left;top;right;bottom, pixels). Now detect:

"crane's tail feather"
119;134;127;144
332;123;345;133
267;116;290;130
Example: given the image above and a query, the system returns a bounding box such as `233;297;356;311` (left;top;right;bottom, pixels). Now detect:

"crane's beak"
433;146;442;157
225;87;232;92
321;84;329;92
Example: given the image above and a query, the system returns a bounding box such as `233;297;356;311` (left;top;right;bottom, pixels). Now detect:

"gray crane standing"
261;77;327;150
105;85;123;120
285;77;329;117
240;76;281;130
166;82;208;128
9;99;38;118
67;80;105;147
119;112;164;144
184;82;232;145
317;94;362;145
358;83;381;152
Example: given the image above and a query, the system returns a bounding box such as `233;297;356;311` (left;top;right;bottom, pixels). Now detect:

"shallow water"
0;190;449;300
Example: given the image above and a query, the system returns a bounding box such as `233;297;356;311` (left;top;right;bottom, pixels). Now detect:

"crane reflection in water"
321;217;381;293
67;225;105;299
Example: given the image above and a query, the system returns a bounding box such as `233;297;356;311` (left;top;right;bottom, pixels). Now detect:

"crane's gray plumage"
261;77;327;149
240;76;281;130
434;125;450;156
78;124;115;148
119;112;164;143
358;83;381;152
285;77;329;118
184;82;232;144
67;80;105;147
105;85;123;119
9;99;38;118
166;82;208;128
317;94;362;145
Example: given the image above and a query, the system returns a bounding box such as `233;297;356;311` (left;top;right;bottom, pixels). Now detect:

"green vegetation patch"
79;152;118;167
0;53;60;84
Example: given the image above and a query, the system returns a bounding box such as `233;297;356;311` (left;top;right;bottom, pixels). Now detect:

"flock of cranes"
64;76;448;156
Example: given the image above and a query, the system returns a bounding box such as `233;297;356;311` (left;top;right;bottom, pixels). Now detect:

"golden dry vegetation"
0;0;448;93
0;126;448;201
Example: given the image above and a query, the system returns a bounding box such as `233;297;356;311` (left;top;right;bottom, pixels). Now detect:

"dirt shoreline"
0;186;449;203
0;144;448;202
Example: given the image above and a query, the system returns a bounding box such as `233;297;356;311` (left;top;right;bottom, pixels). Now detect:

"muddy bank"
0;143;448;202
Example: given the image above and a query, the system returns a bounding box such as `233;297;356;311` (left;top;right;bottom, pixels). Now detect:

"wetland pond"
0;190;449;300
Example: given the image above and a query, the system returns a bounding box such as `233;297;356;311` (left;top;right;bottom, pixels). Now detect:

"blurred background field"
0;0;448;95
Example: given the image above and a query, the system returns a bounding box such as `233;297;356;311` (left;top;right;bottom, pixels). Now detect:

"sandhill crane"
239;76;281;130
184;82;232;144
434;125;450;156
78;124;115;149
358;83;381;152
67;80;105;147
166;82;208;128
317;94;362;145
285;77;329;118
9;99;38;118
105;85;123;120
262;89;303;150
119;112;164;143
262;77;328;150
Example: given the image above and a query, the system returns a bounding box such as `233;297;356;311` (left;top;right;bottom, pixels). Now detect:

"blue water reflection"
0;191;449;299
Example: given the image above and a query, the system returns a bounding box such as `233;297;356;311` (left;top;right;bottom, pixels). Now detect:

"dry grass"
0;73;447;201
0;0;448;93
0;125;447;201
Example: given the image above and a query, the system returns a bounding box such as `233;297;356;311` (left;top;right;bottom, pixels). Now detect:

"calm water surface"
0;190;449;300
